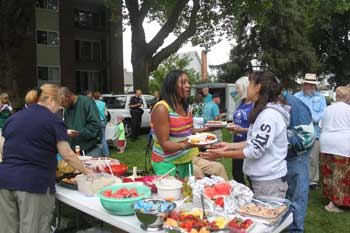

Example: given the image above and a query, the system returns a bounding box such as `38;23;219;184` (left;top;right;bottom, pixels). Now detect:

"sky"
123;21;233;73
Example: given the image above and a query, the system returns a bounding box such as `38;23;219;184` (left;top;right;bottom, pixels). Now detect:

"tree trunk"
131;55;150;93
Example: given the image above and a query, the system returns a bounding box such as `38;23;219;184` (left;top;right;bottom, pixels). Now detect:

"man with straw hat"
295;73;327;190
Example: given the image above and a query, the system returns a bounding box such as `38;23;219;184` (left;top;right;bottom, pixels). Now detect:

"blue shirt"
203;93;212;104
294;91;326;138
284;93;315;158
0;104;68;194
233;101;254;142
95;99;106;122
203;101;220;123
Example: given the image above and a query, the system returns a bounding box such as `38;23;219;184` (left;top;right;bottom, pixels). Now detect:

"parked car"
102;94;156;137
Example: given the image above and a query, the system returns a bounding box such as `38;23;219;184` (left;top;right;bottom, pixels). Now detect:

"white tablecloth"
55;185;293;233
105;125;117;141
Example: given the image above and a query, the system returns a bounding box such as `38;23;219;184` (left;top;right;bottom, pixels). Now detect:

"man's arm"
57;141;92;174
129;96;140;108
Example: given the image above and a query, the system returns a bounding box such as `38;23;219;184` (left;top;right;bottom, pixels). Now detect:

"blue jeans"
100;122;110;157
286;150;311;233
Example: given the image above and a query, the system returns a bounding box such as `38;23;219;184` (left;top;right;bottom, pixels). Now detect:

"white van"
102;94;156;137
194;83;237;121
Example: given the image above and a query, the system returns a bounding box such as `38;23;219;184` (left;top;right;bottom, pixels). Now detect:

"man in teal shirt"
294;73;326;189
203;93;222;141
202;87;212;104
204;97;220;122
60;87;102;156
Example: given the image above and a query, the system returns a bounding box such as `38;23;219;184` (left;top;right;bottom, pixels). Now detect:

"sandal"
324;204;344;213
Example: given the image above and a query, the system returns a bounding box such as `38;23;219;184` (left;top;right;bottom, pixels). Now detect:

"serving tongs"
200;193;207;221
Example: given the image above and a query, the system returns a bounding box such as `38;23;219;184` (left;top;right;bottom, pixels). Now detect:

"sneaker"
324;204;344;213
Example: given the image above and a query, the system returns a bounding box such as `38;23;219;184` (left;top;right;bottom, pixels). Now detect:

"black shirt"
129;96;144;113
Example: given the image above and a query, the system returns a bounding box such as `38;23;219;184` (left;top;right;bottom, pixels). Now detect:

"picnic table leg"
51;200;61;233
75;209;80;230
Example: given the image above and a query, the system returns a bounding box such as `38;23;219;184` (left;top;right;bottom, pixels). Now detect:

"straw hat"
303;73;319;85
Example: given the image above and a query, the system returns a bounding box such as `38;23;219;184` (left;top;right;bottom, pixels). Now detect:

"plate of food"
204;120;228;128
237;196;290;225
59;177;78;190
226;122;237;129
187;133;217;146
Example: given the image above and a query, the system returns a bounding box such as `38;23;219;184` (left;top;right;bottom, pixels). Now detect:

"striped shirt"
151;101;199;163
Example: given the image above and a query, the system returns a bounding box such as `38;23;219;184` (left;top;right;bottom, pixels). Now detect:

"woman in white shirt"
320;86;350;213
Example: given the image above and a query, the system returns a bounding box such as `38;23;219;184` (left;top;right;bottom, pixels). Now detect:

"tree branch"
149;0;200;72
139;0;151;23
125;0;140;26
147;0;188;56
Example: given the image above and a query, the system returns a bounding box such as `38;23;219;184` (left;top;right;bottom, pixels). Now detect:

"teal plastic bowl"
98;183;151;215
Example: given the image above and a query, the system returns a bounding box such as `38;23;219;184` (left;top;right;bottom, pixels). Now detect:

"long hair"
160;70;188;111
248;71;283;123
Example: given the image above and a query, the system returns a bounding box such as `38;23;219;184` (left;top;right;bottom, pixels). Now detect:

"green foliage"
307;0;350;85
149;54;201;94
141;0;235;49
221;0;319;83
217;0;349;86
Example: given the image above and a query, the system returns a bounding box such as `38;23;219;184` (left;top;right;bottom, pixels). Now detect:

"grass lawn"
111;130;350;233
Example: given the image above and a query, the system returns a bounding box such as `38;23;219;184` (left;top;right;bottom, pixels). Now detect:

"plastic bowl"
103;164;128;177
98;183;151;215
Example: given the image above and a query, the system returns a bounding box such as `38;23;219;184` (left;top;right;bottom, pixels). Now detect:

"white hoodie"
243;103;290;181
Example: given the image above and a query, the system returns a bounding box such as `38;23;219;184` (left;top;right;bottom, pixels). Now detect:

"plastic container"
123;175;158;193
75;173;120;196
155;178;183;201
98;183;151;215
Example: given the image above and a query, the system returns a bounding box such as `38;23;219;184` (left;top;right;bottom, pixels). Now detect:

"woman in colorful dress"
151;70;210;178
320;86;350;213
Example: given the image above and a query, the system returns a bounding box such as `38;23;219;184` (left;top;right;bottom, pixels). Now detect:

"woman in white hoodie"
201;71;290;198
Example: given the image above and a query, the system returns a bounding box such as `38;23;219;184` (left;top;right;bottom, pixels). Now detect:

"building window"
80;41;92;60
76;70;106;93
38;66;60;82
36;0;59;10
37;31;48;45
92;42;101;61
37;31;59;46
75;40;102;62
74;9;105;29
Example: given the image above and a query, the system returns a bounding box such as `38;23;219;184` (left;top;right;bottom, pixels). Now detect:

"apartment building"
1;0;124;101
